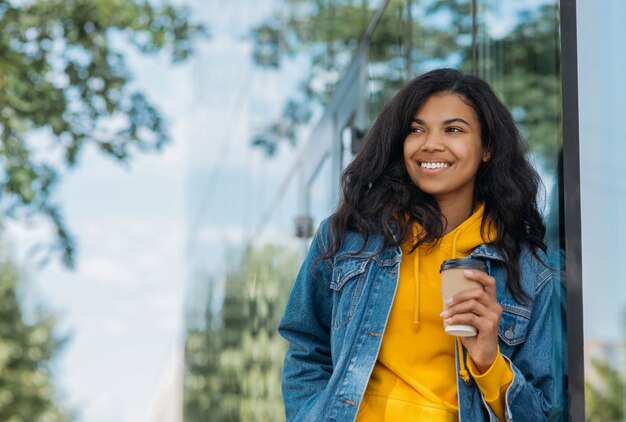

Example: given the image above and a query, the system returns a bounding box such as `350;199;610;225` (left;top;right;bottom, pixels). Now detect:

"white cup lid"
445;325;478;337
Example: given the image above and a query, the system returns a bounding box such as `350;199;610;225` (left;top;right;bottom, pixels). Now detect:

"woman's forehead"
413;93;478;122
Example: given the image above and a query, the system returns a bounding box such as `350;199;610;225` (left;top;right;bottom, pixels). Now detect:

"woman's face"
403;93;490;209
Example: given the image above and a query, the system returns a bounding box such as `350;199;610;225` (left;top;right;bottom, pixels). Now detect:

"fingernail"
440;311;449;318
444;318;452;324
464;270;473;276
444;298;453;305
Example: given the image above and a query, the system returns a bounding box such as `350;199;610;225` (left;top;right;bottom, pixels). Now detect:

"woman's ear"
482;150;491;162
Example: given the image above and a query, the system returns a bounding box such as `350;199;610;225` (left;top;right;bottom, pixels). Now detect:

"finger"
445;311;500;335
463;270;497;297
443;299;501;326
443;293;502;324
447;288;499;309
444;297;490;318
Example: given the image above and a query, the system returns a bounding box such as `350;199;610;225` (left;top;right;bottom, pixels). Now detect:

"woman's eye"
410;127;424;134
446;127;462;133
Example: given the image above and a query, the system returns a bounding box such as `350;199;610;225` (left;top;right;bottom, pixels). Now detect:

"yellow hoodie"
356;204;512;421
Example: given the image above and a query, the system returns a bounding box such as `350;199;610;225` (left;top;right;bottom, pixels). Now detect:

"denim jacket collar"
469;243;507;262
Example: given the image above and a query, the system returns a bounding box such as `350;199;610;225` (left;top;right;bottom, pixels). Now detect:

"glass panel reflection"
367;0;472;125
182;0;573;419
476;2;566;417
476;0;562;260
577;0;626;419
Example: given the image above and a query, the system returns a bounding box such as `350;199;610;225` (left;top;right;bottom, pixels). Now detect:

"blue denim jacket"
279;218;564;421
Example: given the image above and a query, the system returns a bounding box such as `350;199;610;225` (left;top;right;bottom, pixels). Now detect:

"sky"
577;0;626;344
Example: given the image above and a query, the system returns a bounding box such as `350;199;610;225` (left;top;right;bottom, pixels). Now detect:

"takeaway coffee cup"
440;258;488;337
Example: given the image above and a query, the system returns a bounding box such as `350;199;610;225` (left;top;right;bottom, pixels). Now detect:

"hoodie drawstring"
457;337;471;385
451;229;461;259
413;251;420;327
413;228;463;330
410;213;480;383
451;228;470;384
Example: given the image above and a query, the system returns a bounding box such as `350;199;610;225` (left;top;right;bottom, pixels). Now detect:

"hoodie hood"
408;202;495;328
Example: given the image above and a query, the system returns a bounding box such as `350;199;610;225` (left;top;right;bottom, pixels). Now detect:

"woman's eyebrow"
411;117;471;126
443;117;471;126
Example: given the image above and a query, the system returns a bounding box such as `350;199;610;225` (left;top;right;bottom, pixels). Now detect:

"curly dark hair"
326;67;546;303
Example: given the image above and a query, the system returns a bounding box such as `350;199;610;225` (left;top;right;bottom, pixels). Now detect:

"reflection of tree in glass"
183;281;222;421
586;359;625;421
251;0;466;155
250;0;372;156
251;1;560;169
182;244;300;422
0;0;205;267
365;0;469;124
585;308;626;421
478;4;561;168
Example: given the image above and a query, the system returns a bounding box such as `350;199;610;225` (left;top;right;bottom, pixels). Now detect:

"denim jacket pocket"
330;256;371;329
498;304;531;346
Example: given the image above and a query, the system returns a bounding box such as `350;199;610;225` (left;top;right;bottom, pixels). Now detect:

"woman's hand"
441;270;502;373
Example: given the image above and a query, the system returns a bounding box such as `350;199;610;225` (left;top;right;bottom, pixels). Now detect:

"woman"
278;68;561;421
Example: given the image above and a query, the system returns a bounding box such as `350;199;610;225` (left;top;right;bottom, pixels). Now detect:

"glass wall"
360;0;567;417
577;0;626;419
183;0;571;419
477;2;567;416
182;1;382;420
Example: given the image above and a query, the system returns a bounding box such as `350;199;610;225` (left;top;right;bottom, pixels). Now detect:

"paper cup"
440;258;488;337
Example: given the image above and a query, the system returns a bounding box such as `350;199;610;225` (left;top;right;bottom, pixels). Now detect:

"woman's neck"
439;199;474;235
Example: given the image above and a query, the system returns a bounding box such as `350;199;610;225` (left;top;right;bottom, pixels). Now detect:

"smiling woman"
278;68;561;421
403;93;489;231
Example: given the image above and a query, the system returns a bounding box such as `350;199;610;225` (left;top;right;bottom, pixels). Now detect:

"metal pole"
560;0;586;419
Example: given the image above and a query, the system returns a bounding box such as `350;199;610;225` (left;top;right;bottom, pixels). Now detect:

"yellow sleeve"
467;349;514;422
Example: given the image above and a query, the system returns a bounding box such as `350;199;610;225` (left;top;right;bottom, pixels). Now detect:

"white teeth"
420;162;449;169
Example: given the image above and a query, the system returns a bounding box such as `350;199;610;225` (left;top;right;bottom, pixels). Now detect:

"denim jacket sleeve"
485;257;564;422
278;220;334;421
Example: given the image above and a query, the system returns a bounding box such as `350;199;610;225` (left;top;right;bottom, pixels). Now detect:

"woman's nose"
420;133;445;152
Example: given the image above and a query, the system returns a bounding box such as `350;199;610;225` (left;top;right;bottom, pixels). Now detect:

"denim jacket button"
504;329;515;340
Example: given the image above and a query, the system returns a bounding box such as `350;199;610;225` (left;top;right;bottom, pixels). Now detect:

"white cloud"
79;256;137;288
192;223;248;246
98;317;129;336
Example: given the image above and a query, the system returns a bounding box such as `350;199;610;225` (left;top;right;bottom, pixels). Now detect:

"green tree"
585;358;625;421
585;309;626;421
0;247;70;421
183;244;300;422
0;0;205;266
